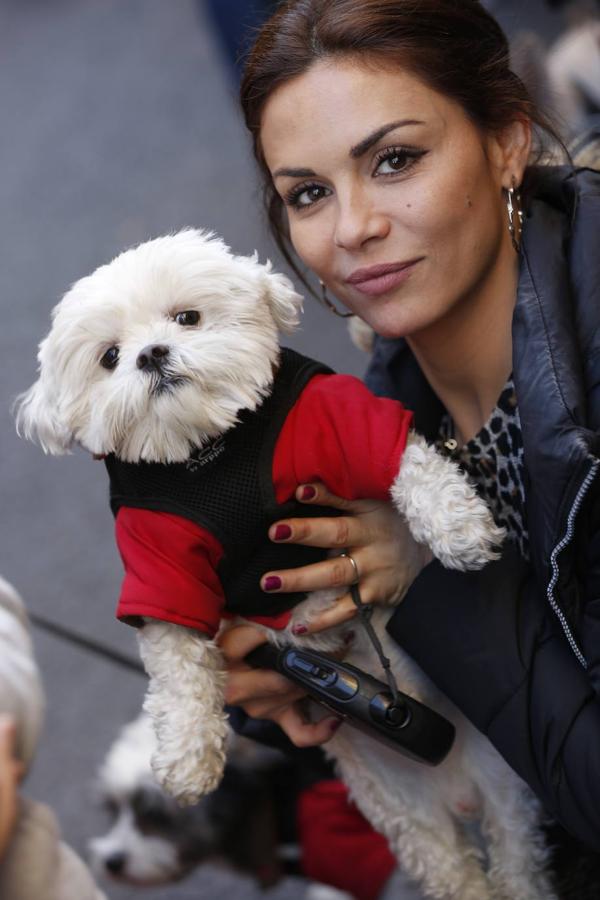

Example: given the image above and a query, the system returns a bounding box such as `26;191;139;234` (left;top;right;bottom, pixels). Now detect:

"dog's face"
88;715;220;884
16;230;302;462
89;714;295;887
89;779;211;884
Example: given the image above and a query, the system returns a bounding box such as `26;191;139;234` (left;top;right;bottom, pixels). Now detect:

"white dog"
16;231;555;900
90;712;352;899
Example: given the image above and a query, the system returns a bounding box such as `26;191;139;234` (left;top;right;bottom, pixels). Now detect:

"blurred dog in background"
89;713;350;899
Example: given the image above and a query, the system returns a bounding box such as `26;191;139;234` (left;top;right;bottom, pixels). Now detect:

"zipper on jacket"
547;458;599;668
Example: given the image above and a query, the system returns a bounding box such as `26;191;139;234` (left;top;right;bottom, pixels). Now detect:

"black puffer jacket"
368;167;600;850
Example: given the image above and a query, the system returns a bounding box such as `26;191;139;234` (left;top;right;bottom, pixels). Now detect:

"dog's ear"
14;374;73;455
259;261;304;333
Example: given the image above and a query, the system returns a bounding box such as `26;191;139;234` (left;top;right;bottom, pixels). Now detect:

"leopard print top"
437;377;529;560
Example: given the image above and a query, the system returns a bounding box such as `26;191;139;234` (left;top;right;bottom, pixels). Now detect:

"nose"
136;344;170;371
333;190;390;251
105;851;127;874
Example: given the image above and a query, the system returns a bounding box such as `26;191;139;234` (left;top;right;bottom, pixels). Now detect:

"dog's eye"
174;310;200;327
100;346;119;370
131;788;174;833
136;808;174;833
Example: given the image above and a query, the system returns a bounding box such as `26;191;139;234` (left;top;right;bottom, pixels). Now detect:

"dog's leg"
328;728;493;900
458;726;556;900
137;620;228;805
391;432;505;570
480;772;557;900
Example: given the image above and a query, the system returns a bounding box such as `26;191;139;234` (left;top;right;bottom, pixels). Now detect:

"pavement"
0;1;564;898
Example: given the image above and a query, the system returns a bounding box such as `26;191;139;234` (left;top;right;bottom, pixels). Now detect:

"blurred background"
0;1;597;898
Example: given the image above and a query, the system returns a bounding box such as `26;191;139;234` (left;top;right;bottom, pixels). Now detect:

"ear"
13;375;73;455
259;260;304;333
490;118;532;189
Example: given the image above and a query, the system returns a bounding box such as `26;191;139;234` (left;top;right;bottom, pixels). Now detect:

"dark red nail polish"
301;485;316;500
292;624;307;635
329;719;342;732
343;630;356;644
263;576;282;591
273;524;292;541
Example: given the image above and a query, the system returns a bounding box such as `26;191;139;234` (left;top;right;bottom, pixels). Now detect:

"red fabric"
115;508;225;635
297;780;396;900
273;374;412;504
114;374;412;634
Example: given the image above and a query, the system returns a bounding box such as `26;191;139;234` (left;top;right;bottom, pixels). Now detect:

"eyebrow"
272;166;317;179
272;119;424;179
349;119;424;158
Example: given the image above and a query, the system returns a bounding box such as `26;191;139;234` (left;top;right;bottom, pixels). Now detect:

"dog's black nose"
136;344;170;371
105;851;127;874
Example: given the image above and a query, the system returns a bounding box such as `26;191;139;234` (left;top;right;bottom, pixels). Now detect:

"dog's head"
88;714;217;884
89;714;296;887
15;230;302;463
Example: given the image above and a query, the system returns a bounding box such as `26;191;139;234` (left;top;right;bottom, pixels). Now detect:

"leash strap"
349;584;400;705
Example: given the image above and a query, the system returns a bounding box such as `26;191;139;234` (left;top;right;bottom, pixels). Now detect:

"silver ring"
340;551;360;585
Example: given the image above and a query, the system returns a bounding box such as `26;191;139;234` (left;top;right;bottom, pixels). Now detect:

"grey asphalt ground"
0;1;564;898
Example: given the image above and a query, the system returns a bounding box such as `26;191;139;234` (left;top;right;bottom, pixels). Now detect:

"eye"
100;346;119;370
131;788;174;833
285;182;331;210
174;310;200;326
373;146;426;177
137;807;174;832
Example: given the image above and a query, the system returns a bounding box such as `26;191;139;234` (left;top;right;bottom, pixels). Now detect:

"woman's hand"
0;715;23;860
261;483;432;634
219;624;342;747
218;483;430;748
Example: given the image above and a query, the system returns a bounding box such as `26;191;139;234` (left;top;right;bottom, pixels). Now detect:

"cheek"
403;178;472;243
288;217;330;275
406;179;501;274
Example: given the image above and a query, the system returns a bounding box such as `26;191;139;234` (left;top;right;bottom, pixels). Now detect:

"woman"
219;0;600;881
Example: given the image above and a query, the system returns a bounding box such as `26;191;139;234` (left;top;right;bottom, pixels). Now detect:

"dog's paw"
150;707;229;806
152;749;225;806
392;433;505;570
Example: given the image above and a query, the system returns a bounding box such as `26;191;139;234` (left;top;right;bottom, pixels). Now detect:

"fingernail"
292;623;307;635
263;576;282;592
273;524;292;541
343;630;355;644
329;719;343;732
301;485;316;500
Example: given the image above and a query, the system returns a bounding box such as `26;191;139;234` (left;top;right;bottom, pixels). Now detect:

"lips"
345;258;423;297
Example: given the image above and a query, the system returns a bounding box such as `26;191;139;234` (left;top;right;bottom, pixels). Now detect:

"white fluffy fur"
17;231;554;899
393;432;505;570
15;230;302;462
316;608;555;900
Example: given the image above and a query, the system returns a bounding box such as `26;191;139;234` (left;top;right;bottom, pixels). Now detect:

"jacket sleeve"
386;544;600;849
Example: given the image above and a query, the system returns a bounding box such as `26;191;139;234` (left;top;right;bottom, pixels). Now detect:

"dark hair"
240;0;563;289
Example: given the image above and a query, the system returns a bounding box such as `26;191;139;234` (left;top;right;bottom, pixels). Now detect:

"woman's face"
260;59;525;339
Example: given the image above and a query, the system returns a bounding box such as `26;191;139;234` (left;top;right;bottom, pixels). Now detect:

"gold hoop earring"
319;281;354;318
506;177;523;253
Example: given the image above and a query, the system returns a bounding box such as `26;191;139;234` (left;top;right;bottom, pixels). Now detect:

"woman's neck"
407;244;519;446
